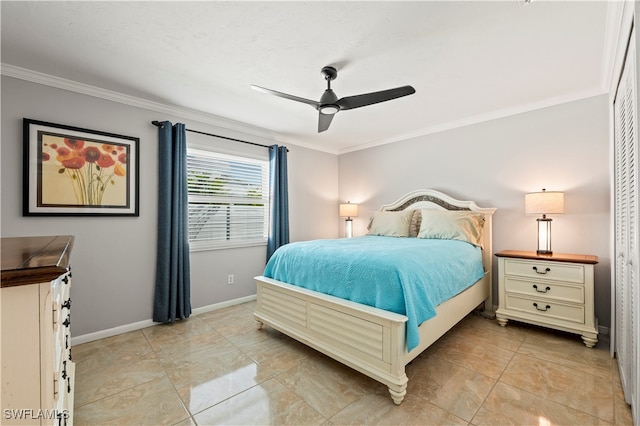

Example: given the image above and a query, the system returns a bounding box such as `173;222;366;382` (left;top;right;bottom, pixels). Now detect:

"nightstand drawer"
504;259;584;283
504;277;584;304
505;294;584;324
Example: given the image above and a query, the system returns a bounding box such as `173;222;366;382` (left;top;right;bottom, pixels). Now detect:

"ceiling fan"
251;66;416;133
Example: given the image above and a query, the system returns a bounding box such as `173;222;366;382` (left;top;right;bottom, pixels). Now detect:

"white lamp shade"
339;203;359;218
525;191;564;215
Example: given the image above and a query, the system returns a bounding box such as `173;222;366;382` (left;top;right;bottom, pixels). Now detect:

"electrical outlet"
227;274;234;285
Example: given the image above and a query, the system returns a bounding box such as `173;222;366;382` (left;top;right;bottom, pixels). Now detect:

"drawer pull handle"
53;375;59;398
533;302;551;312
532;284;551;293
532;266;551;275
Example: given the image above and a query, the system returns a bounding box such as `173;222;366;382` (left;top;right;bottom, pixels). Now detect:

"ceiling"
1;1;616;154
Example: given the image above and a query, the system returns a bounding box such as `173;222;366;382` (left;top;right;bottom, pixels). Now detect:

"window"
187;148;269;251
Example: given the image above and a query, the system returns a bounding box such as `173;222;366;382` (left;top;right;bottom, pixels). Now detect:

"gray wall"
1;74;611;336
1;76;339;337
338;95;612;328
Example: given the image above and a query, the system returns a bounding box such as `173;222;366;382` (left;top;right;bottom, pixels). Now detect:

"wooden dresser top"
495;249;599;264
1;235;74;288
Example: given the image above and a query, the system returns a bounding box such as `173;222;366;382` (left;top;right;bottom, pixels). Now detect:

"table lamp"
525;189;564;254
339;202;358;238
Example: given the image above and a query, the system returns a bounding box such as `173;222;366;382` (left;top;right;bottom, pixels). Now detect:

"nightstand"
495;250;599;348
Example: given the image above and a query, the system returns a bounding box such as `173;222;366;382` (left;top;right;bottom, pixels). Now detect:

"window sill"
189;240;267;252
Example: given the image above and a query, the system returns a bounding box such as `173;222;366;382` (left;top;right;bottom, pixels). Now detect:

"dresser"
1;236;75;425
495;250;598;348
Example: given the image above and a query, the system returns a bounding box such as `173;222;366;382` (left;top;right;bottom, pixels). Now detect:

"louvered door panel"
616;52;630;403
615;42;629;401
629;43;639;416
614;30;638;423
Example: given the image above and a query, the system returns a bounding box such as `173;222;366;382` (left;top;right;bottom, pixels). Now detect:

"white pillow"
417;209;485;247
367;210;414;237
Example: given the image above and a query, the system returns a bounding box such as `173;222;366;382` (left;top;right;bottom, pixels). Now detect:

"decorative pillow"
367;210;414;237
417;209;485;247
408;209;422;237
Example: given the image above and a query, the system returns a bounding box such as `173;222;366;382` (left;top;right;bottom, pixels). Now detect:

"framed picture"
23;119;140;216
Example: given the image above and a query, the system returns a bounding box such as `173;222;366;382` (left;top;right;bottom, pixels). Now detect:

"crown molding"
0;63;285;145
338;87;607;155
1;62;610;158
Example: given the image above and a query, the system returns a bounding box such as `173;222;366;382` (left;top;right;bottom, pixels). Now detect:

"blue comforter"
263;235;484;351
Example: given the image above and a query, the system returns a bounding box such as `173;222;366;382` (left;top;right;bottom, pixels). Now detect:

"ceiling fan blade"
250;85;319;109
336;85;415;110
318;112;335;133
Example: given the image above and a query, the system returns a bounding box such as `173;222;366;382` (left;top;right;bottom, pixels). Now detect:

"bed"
254;189;496;405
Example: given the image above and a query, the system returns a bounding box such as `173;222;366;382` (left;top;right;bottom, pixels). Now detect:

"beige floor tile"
500;353;614;422
612;360;634;426
614;394;634;426
199;303;260;338
329;392;468;425
405;353;496;421
225;321;292;348
74;376;190;426
73;329;155;364
472;382;610;425
276;355;382;418
427;323;515;379
231;327;317;377
167;348;270;414
142;316;218;348
74;349;166;407
172;417;197;426
517;327;612;382
192;378;326;425
72;301;630;426
449;313;527;352
153;329;238;371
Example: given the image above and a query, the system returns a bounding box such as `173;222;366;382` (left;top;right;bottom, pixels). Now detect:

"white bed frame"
254;189;496;405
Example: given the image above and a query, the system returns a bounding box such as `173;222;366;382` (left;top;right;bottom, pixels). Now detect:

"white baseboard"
599;325;609;336
71;294;257;346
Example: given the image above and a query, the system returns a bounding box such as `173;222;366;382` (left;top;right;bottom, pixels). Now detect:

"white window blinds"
187;148;269;251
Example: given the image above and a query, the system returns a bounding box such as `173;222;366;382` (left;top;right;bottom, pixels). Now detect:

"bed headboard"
378;189;496;276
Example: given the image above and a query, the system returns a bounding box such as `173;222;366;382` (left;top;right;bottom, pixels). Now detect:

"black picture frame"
23;118;140;216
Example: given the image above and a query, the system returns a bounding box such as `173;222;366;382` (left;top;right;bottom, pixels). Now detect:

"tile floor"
73;301;634;425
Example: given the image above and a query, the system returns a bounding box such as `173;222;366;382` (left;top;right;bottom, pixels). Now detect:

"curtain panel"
267;145;290;261
153;121;192;323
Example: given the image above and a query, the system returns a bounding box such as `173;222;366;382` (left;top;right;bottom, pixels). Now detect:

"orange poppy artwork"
24;119;139;216
40;136;128;206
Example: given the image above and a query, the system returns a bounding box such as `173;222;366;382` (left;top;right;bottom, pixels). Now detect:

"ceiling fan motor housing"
251;64;415;132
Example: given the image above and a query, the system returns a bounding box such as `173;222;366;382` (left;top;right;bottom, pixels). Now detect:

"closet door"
614;29;639;420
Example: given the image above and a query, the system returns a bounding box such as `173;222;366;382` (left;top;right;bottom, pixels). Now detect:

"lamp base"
536;217;553;255
345;218;353;238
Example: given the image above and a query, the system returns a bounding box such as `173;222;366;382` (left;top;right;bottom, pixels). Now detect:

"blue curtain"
153;121;192;323
267;145;290;261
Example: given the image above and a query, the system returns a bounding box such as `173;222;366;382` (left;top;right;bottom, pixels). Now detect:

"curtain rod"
151;120;287;151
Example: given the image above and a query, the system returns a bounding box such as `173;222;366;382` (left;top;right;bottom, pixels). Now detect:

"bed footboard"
254;276;410;404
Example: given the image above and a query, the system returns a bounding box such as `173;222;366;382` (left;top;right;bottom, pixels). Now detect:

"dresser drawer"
504;277;584;304
505;294;585;324
504;259;584;283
